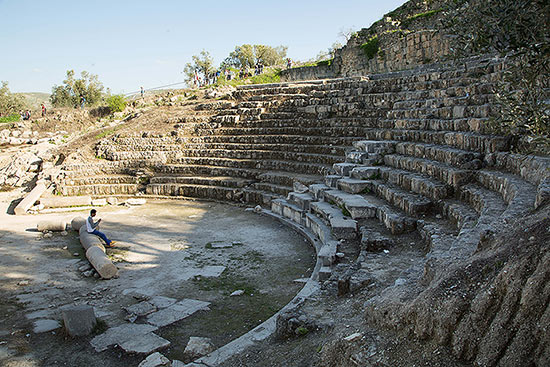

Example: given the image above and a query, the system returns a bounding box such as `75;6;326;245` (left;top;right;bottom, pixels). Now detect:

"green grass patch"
401;9;443;28
192;272;256;296
360;36;379;60
316;58;333;67
95;128;117;140
0;114;19;123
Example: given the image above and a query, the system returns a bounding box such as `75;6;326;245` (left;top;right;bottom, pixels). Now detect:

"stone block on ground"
106;196;118;205
33;319;61;333
184;336;215;359
137;352;170;367
90;323;159;352
119;333;170;354
146;299;210;327
62;305;97;337
123;301;157;317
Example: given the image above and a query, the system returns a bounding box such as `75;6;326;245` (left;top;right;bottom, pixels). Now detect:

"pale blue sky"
0;0;407;94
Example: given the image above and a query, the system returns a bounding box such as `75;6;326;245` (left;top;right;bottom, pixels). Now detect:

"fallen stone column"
71;216;86;232
37;220;67;232
77;222;117;279
14;181;47;215
79;226;106;252
86;246;118;279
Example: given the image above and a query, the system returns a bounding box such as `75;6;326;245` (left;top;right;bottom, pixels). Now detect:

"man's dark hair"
90;209;97;215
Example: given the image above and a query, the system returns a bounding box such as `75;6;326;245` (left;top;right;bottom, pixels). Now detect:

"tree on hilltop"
183;50;215;85
224;44;288;69
0;81;27;115
50;70;105;108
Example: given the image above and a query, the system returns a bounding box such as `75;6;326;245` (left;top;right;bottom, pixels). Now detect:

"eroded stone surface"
90;324;158;352
146;299;210;327
119;333;170;354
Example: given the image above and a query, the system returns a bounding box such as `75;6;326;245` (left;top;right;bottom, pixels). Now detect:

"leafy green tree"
183;50;215;85
225;44;288;69
50;70;105;108
0;81;26;115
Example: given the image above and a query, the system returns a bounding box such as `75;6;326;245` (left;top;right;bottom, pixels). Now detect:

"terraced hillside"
54;53;550;366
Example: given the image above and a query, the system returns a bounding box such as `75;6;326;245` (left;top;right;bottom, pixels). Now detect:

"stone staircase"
56;54;550;283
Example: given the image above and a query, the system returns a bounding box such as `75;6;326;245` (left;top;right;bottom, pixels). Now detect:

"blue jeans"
92;229;112;245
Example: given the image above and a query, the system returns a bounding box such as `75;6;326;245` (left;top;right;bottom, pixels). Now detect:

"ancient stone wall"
281;29;452;81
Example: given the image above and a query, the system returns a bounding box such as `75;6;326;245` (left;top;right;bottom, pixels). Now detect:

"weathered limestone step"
183;134;359;146
360;227;395;252
363;180;433;217
252;182;292;196
146;183;274;204
476;170;537;211
173;157;331;176
353;140;397;154
336;178;370;194
333;163;359;176
386;117;492;134
257;171;322;188
61;184;139;196
364;128;510;153
172;148;342;165
395;141;483;167
287;192;314;210
182;142;349;156
154;164;260;179
308;183;330;200
323;189;416;234
458;183;507;217
63;175;138;186
271;199;304;226
380;167;452;201
384;154;472;187
149;175;253;188
440;200;479;230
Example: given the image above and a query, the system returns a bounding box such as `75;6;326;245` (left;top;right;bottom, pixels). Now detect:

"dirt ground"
0;193;316;367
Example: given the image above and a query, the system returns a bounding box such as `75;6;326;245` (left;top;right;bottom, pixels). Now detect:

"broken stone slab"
126;198;147;205
14;181;47;215
146;299;210;327
37;220;67;232
138;352;170;367
123;301;157;317
91;323;159;352
148;296;177;309
62;305;97;337
40;195;92;208
184;337;214;359
33;319;61;333
119;333;170;354
86;246;118;279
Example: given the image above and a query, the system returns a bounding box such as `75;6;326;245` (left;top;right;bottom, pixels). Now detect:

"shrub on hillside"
106;95;126;113
0;81;27;115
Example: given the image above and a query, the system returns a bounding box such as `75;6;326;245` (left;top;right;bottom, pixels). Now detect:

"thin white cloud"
32;68;42;73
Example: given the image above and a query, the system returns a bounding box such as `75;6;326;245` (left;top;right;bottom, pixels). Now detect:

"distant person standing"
287;58;292;69
41;103;47;117
80;95;86;109
140;86;144;98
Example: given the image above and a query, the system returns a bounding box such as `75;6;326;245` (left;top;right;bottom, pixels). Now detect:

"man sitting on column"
87;209;116;248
